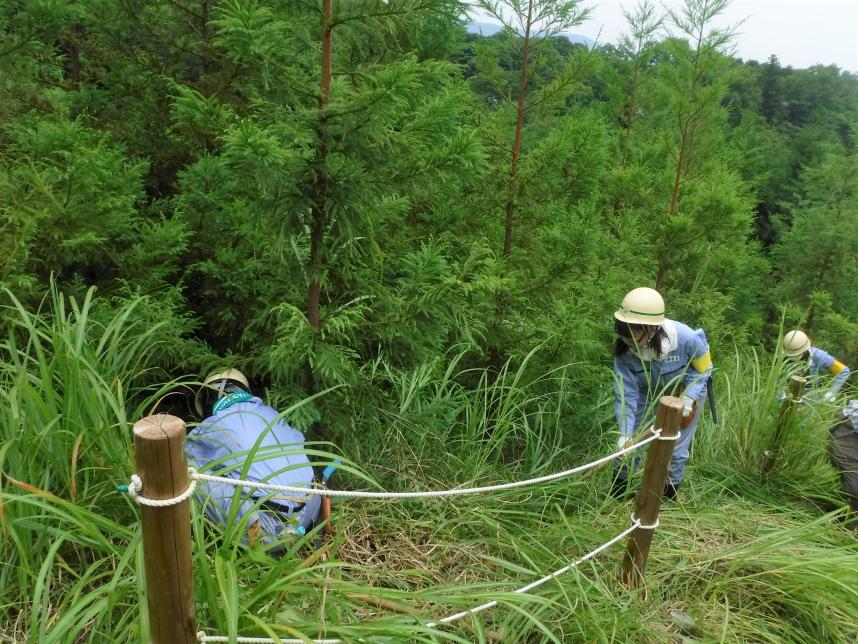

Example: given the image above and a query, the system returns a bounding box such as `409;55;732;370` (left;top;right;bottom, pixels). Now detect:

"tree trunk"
65;1;83;89
307;0;333;331
502;0;533;257
669;122;688;218
201;0;210;40
620;63;641;167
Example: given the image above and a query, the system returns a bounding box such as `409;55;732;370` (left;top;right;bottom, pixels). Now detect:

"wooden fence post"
621;395;683;589
133;414;197;643
762;375;806;474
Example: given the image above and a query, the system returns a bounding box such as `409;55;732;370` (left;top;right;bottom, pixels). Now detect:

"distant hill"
467;21;595;48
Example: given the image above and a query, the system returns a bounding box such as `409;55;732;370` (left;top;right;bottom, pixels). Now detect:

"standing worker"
611;287;713;500
781;330;850;401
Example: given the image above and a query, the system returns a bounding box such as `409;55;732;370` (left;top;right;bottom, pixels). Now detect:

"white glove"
682;396;695;417
823;391;836;402
617;435;630;451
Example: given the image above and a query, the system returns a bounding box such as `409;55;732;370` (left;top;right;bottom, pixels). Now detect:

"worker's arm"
828;360;850;397
812;348;850;398
614;357;639;438
683;329;713;401
187;424;235;471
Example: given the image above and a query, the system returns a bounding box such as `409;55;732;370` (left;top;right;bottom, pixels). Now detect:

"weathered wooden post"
133;414;197;643
762;375;806;474
621;396;683;589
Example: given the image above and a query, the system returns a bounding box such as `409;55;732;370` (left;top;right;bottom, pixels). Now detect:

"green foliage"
0;287;195;641
1;120;141;278
0;117;187;305
2;0;858;639
772;147;858;359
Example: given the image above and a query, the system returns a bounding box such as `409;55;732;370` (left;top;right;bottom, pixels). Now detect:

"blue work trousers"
614;389;706;486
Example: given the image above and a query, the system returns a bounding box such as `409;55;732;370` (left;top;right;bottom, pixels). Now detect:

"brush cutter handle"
317;460;340;538
321;459;341;484
321;496;334;536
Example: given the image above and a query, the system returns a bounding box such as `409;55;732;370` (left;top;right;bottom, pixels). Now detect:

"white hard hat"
203;368;249;390
782;330;811;357
614;287;666;326
195;368;250;418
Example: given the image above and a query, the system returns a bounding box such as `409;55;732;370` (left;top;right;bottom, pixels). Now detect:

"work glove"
616;435;630;451
682;396;695;417
823;391;836;402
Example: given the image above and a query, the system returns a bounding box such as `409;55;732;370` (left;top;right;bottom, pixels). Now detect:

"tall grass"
0;286;186;642
2;289;857;643
694;346;843;503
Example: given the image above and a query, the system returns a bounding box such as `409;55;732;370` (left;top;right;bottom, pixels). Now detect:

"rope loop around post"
127;467;198;507
650;426;681;441
631;513;659;530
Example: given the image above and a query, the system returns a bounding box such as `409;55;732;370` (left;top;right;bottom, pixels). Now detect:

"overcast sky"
473;0;858;72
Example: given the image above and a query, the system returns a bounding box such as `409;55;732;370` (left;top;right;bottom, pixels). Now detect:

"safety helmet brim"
613;309;666;326
195;368;250;418
783;342;811;357
203;368;249;390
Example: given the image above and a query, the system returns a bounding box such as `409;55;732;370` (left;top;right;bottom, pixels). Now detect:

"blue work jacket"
614;319;712;437
807;346;850;395
186;396;317;538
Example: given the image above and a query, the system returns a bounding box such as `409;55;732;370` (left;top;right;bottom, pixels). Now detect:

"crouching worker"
781;330;850;402
187;368;321;546
611;287;713;501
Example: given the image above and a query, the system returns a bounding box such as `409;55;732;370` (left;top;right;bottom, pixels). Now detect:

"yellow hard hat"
782;330;811;357
614;287;665;326
195;368;250;418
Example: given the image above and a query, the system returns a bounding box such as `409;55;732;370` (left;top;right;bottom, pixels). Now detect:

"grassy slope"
1;292;856;643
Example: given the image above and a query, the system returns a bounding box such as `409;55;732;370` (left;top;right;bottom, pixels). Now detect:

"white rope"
631;513;659;530
127;471;198;507
196;518;644;642
184;430;662;500
125;427;676;505
197;634;339;643
427;519;641;627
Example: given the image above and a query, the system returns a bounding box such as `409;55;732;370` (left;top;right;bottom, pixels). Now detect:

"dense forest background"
2;0;856;437
3;1;858;642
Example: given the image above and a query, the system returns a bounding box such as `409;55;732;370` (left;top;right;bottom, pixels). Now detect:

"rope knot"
125;467;198;507
651;426;681;441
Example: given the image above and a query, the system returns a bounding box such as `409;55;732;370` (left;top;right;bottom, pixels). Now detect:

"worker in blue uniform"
781;330;850;401
187;368;321;544
611;287;713;500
